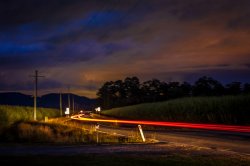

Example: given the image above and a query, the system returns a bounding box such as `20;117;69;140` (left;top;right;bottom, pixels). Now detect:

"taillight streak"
71;115;250;133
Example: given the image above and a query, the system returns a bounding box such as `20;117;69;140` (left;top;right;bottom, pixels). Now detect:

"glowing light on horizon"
71;115;250;133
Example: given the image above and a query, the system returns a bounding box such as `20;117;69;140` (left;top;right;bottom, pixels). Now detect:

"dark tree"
159;81;169;101
225;82;242;95
123;76;141;105
97;77;141;109
112;80;126;107
167;82;182;99
96;81;116;109
243;83;250;94
193;76;225;96
97;75;247;110
141;79;164;102
180;81;192;97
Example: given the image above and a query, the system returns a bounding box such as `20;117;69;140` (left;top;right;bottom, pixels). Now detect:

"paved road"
90;123;250;155
75;114;250;155
1;123;249;157
0;118;249;157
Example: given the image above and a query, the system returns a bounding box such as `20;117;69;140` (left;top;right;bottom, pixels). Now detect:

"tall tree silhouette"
225;82;242;95
141;79;163;102
123;77;141;105
97;75;248;110
97;81;115;109
243;83;250;94
180;81;192;97
193;76;224;96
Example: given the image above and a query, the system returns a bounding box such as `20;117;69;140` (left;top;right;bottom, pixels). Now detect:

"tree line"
97;76;250;109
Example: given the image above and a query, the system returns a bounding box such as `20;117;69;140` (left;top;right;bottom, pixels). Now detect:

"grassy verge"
0;105;59;126
0;154;249;166
0;119;139;144
102;95;250;125
0;105;140;144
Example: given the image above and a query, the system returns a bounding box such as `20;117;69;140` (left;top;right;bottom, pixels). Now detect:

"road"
1;122;248;157
72;114;250;156
0;115;249;157
87;123;250;155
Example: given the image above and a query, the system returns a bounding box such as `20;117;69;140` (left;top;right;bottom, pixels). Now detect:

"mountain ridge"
0;92;97;111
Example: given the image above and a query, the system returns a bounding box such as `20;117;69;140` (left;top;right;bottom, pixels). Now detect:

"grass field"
0;105;139;144
0;105;60;126
102;95;250;125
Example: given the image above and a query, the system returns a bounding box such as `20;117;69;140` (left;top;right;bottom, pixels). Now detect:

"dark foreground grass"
0;154;249;166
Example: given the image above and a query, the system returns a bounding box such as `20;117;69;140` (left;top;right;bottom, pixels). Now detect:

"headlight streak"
71;115;250;133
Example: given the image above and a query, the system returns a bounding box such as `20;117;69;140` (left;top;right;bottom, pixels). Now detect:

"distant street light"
95;107;101;114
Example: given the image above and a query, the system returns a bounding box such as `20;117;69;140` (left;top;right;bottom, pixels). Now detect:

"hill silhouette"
0;92;97;111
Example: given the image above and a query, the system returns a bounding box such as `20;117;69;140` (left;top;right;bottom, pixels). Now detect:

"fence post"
95;124;100;144
44;116;48;122
138;125;146;142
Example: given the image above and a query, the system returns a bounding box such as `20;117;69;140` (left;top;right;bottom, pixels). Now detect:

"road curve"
71;114;250;156
94;124;250;155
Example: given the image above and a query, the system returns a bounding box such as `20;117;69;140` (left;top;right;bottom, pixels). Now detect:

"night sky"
0;0;250;98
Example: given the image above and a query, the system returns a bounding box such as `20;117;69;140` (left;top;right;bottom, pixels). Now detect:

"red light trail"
71;115;250;133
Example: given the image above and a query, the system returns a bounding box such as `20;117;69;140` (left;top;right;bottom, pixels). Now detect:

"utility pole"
68;86;71;114
72;96;75;114
30;70;44;121
60;92;62;116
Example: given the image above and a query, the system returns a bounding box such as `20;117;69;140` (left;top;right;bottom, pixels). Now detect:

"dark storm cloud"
184;64;231;70
0;0;144;28
0;45;97;69
169;0;250;20
0;42;49;55
0;81;33;91
0;0;141;68
1;0;250;97
0;77;63;91
45;9;134;45
187;68;250;84
244;64;250;68
227;13;250;30
0;0;93;27
38;79;63;90
144;67;250;85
